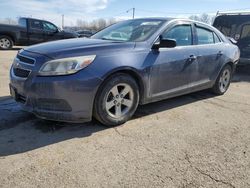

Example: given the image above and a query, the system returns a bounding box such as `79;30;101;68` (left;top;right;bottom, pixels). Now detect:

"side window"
30;20;42;30
161;25;192;46
196;27;214;45
43;22;58;32
213;33;221;43
241;24;250;40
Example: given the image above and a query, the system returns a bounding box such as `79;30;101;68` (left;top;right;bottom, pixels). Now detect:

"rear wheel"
212;65;232;95
94;73;139;126
0;35;13;50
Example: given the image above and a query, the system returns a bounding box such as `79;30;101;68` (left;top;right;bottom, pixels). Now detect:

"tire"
94;73;139;126
212;64;232;95
0;35;13;50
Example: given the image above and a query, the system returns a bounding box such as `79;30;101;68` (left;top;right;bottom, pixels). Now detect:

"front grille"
13;68;31;78
17;54;35;65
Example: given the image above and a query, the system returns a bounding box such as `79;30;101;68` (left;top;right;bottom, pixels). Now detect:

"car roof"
131;17;210;26
120;17;216;33
19;17;48;22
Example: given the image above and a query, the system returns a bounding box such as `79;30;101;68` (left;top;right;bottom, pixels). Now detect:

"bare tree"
189;13;213;24
200;13;211;24
107;17;117;26
0;18;17;25
189;15;201;22
76;19;88;28
74;18;118;31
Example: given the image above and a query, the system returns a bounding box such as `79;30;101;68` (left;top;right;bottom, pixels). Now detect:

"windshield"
91;19;165;42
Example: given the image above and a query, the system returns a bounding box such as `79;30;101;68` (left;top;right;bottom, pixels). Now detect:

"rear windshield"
18;18;27;28
213;15;250;40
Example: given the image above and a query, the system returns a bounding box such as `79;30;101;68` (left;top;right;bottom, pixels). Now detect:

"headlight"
38;55;96;76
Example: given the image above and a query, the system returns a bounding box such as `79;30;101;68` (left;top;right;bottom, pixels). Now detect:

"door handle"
217;51;223;56
188;55;197;62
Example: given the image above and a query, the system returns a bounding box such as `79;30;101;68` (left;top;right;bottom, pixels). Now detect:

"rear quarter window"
213;33;221;43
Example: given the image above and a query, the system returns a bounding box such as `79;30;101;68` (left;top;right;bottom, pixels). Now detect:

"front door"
28;19;44;44
150;24;199;98
42;21;62;42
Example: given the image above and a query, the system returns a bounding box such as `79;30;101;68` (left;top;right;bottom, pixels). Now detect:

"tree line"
69;13;214;32
0;13;214;32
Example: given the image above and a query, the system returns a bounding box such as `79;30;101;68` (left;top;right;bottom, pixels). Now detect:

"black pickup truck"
0;17;78;50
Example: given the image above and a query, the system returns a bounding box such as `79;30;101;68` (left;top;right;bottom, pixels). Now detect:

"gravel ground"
0;48;250;188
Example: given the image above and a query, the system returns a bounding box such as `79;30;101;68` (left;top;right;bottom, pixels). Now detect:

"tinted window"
213;15;250;40
241;24;250;39
196;27;214;45
30;20;42;30
43;22;57;32
162;25;192;46
213;16;235;37
18;18;27;28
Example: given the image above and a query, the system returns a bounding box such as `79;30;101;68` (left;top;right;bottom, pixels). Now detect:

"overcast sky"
0;0;249;26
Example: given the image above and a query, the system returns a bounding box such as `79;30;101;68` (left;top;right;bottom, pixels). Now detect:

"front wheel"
212;65;232;95
94;73;139;126
0;35;13;50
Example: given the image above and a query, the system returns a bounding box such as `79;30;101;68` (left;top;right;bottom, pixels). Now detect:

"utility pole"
132;8;135;19
62;14;64;29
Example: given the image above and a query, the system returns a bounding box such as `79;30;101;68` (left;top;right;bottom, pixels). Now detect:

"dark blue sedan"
9;18;240;126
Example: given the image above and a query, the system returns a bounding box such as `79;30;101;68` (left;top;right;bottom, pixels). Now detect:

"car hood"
24;38;136;59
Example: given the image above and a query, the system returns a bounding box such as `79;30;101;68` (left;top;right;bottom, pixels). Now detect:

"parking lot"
0;48;250;187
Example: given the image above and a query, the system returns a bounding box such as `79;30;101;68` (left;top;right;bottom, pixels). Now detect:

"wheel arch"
95;67;146;105
213;61;234;84
216;61;235;79
0;32;16;43
221;61;235;75
225;61;234;68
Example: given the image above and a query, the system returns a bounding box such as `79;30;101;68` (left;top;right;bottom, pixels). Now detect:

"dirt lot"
0;48;250;188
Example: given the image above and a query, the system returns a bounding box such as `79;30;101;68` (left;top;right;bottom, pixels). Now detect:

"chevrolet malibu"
9;18;240;126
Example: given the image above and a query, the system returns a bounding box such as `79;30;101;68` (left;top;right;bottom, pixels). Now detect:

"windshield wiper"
101;37;112;41
101;37;126;42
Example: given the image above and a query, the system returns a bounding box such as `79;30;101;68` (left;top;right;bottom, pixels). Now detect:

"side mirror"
152;38;177;50
54;28;59;33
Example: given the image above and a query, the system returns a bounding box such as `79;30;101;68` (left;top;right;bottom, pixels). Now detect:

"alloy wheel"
219;69;231;93
0;38;11;49
105;83;134;118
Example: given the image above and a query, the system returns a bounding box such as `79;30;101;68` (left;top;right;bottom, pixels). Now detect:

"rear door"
28;19;44;44
194;24;224;84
